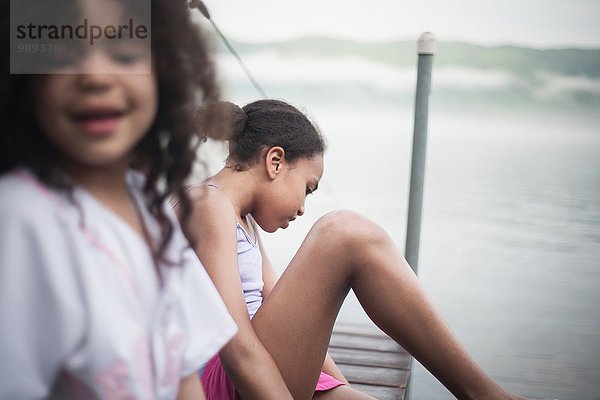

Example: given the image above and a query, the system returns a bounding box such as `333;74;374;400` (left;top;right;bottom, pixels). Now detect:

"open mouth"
71;108;125;135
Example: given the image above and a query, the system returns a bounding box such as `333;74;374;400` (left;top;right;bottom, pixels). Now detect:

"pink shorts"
201;355;345;399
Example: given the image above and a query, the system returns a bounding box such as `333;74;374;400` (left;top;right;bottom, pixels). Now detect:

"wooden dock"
329;323;412;400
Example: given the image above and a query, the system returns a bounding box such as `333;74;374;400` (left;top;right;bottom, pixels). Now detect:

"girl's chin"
255;219;288;233
255;220;278;233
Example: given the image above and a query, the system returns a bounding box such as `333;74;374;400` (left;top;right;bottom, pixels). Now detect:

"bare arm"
179;187;293;400
177;373;206;400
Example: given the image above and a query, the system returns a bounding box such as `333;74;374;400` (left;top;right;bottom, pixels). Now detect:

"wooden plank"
330;332;403;353
336;363;409;387
329;323;411;399
328;347;411;370
332;323;389;337
350;383;403;400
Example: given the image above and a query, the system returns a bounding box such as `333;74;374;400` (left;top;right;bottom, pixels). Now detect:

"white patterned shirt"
0;169;236;399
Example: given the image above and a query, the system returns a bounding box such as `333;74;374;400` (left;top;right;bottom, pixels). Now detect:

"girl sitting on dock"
0;0;236;398
179;99;533;400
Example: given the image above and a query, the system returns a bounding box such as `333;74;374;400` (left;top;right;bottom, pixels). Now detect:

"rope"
191;0;268;98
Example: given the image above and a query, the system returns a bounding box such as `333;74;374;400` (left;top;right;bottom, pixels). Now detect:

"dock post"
404;32;435;400
405;32;435;274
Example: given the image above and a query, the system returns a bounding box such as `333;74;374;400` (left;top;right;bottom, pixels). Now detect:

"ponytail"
200;99;325;171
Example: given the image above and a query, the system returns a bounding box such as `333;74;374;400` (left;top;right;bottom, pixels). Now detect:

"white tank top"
236;218;264;319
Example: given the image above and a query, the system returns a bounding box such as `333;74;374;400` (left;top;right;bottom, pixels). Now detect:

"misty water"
200;49;600;400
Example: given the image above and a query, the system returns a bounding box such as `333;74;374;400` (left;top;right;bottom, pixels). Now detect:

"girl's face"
32;0;157;173
254;154;324;233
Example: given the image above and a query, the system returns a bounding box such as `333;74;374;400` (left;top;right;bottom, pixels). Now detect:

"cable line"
191;0;268;98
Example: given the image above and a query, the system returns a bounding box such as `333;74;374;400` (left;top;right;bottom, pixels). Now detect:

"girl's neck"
63;159;152;248
62;159;132;204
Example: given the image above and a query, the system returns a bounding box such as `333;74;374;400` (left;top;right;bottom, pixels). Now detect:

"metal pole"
405;32;435;274
404;31;435;400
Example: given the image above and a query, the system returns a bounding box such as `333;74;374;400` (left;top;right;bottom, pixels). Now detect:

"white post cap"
417;32;436;55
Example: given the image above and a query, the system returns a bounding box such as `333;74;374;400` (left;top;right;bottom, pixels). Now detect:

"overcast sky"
200;0;600;48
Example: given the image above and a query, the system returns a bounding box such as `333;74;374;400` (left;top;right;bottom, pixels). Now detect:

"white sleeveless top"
236;218;264;319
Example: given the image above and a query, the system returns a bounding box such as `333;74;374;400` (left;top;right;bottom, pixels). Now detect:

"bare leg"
252;210;521;400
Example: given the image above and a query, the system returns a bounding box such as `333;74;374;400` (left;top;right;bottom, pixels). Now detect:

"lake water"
203;54;600;400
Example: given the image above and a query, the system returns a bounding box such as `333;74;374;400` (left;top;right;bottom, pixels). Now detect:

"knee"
312;210;391;253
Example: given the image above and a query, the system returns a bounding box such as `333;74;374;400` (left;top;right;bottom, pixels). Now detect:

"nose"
297;205;305;216
80;49;113;71
77;72;113;92
75;52;116;89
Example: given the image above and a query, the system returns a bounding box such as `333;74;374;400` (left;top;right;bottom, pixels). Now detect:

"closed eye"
306;181;319;195
306;182;319;195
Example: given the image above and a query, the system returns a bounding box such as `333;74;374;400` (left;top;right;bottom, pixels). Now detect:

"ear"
265;146;285;179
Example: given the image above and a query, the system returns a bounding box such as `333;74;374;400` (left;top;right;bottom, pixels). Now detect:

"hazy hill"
213;36;600;112
224;36;600;78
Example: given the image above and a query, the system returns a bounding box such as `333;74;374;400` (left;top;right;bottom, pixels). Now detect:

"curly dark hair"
0;0;220;263
222;99;326;171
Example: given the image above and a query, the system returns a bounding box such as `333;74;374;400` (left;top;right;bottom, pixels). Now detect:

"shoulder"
0;171;84;305
187;185;231;210
180;185;238;247
0;169;69;229
0;170;84;282
0;169;45;210
187;185;237;225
